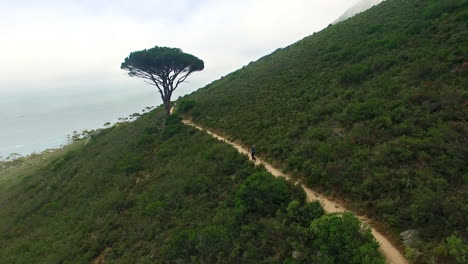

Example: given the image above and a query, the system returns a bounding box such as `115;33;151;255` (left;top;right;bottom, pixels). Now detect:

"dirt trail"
181;119;408;264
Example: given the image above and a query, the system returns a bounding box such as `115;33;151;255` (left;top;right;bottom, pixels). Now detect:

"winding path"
181;118;408;264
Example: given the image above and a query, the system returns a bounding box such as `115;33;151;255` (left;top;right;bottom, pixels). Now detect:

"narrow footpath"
181;118;408;264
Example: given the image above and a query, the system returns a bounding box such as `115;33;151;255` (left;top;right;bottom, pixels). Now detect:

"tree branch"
172;70;194;91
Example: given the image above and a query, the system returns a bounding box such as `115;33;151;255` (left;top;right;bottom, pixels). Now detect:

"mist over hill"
333;0;385;23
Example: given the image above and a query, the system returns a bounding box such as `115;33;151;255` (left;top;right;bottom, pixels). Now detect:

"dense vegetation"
179;0;468;262
0;109;384;263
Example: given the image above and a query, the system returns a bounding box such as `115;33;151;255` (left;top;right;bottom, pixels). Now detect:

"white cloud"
0;0;361;157
0;0;353;95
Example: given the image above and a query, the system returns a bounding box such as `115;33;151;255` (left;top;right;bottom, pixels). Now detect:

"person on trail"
251;146;256;161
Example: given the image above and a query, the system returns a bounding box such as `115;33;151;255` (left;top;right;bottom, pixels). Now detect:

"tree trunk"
164;100;171;116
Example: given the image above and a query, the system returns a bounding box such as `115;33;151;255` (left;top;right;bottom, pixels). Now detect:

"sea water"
0;87;159;159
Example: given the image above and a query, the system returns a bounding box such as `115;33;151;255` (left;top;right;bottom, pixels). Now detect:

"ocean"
0;86;166;159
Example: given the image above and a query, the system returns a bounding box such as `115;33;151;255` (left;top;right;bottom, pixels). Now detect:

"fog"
0;0;374;158
334;0;385;23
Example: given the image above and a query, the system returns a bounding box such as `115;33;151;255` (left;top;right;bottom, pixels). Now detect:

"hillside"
0;108;386;263
1;0;466;263
178;0;468;263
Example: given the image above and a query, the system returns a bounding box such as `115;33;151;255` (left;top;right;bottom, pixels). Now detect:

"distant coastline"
0;89;158;159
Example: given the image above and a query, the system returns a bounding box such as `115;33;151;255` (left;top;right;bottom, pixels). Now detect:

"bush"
372;115;393;129
195;226;230;262
117;154;144;174
38;202;62;216
162;229;197;260
162;226;230;262
63;149;78;161
446;234;467;264
406;20;431;35
405;247;419;263
340;64;371;84
144;201;165;216
177;100;197;113
310;213;385;264
285;200;324;227
143;126;159;135
161;116;184;140
235;172;305;216
137;135;155;147
348;99;385;121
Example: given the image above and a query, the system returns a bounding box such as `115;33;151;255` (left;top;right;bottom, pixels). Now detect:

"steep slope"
0;109;385;263
179;0;468;262
181;117;407;264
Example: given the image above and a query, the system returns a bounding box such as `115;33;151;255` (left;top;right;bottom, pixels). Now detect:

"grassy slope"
0;144;83;190
180;0;467;262
0;109;384;264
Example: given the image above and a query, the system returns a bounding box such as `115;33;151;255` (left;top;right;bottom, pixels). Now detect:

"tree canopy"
121;46;204;115
310;213;384;264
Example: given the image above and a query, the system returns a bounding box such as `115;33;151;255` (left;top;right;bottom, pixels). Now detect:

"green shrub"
310;213;385;264
177;100;197;113
235;172;305;216
372;115;393;129
63;149;79;161
144;201;165;216
285;200;324;227
117;153;144;174
161;116;184;140
162;226;230;262
162;229;197;260
348;99;385;121
446;234;467;263
340;64;371;84
38;202;62;216
143;126;159;135
405;247;419;263
406;20;431;35
195;226;230;262
141;135;156;146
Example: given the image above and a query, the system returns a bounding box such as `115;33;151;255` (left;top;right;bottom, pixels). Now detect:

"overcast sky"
0;0;365;157
0;0;359;97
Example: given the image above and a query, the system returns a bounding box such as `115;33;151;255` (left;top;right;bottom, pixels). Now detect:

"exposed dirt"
181;118;408;264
